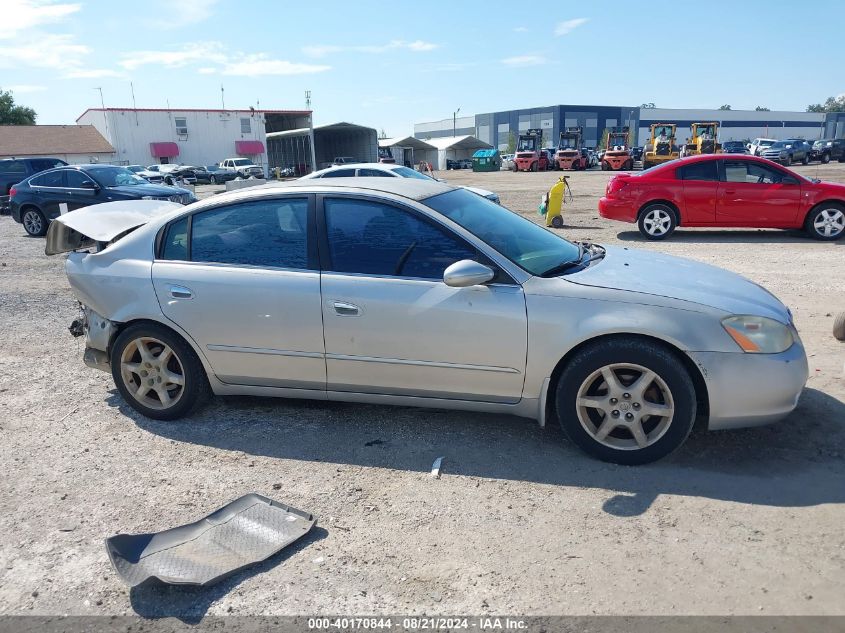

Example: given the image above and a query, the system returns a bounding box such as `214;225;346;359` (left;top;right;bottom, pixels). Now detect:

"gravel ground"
0;163;843;619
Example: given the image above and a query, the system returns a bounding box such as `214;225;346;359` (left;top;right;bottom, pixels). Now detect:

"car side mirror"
443;260;495;287
81;180;99;190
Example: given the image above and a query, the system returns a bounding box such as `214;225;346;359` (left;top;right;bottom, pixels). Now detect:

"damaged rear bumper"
71;306;117;372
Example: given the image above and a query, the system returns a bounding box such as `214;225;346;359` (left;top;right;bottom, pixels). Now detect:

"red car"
599;154;845;241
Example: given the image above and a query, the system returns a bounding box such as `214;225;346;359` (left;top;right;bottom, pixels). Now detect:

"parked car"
161;165;199;186
126;165;164;183
46;178;808;465
9;164;195;236
458;158;473;169
332;157;357;166
203;165;239;185
301;162;500;204
219;158;264;179
748;138;776;156
1;157;67;209
809;139;845;164
599;154;845;241
721;141;748;154
761;139;811;166
500;154;514;170
446;159;462;170
587;149;599;168
630;147;644;162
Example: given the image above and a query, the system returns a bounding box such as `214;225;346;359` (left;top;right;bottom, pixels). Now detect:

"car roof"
305;163;411;178
204;176;456;204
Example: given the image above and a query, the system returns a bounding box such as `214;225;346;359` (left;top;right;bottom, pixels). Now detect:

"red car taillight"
8;186;17;198
606;178;628;196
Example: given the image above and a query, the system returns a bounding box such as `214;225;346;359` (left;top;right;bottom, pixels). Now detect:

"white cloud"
501;55;547;67
198;67;217;74
144;0;220;29
119;41;226;70
221;56;331;77
64;68;126;79
7;84;46;93
1;0;80;39
303;40;439;58
554;18;588;36
513;26;528;33
0;33;88;70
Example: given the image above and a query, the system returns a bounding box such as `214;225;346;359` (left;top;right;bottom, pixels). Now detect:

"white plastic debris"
430;457;444;479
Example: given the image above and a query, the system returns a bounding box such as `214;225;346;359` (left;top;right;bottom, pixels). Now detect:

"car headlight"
722;315;793;353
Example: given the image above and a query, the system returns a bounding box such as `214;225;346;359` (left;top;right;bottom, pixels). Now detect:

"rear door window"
1;160;26;175
30;170;65;187
188;198;311;269
357;168;393;177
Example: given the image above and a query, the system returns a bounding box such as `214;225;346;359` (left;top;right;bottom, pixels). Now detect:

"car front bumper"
598;196;637;222
688;339;809;430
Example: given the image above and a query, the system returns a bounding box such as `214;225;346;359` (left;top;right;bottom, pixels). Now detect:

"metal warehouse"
415;105;839;149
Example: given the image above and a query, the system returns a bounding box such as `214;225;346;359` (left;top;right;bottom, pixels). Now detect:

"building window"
240;117;251;134
174;117;188;136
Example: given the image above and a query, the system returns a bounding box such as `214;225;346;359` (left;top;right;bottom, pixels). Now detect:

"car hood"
567;245;791;322
45;199;181;255
108;183;190;196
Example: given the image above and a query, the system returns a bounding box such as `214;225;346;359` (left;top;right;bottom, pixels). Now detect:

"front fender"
521;285;734;400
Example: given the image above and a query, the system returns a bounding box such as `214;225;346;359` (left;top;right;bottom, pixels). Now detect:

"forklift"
555;127;588;170
601;127;634;171
513;128;550;172
642;123;680;169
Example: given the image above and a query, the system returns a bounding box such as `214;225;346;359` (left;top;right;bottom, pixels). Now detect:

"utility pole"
453;106;461;138
305;90;311;110
221;84;225;110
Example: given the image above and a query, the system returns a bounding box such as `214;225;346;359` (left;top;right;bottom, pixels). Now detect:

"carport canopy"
378;136;437;168
378;136;436;152
424;135;492;170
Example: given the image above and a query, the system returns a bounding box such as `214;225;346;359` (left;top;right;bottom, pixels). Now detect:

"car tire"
805;203;845;241
601;161;609;171
551;215;564;228
531;162;538;172
555;337;697;465
638;203;677;240
833;312;845;341
210;175;218;185
802;154;810;165
21;207;48;236
821;153;830;164
624;160;633;170
110;322;210;421
785;155;792;167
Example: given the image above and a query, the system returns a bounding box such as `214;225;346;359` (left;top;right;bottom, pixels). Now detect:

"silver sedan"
47;178;808;464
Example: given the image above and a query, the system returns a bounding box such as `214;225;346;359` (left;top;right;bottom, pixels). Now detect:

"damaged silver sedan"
48;179;808;464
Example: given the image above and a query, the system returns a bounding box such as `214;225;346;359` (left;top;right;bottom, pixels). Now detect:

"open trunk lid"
45;200;182;255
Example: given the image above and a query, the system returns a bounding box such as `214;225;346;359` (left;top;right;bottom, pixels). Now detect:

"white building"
76;107;312;172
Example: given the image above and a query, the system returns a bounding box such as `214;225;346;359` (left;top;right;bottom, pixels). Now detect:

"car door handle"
724;189;736;195
169;285;193;299
333;301;360;316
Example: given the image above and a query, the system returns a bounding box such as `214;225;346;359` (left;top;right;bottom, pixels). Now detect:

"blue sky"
2;0;843;136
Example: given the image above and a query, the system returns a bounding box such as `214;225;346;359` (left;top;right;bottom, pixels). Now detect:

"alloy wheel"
23;210;44;235
575;363;675;450
642;208;672;236
119;336;186;410
814;208;845;238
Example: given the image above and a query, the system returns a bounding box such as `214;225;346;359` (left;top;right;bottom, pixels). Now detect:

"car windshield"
231;159;251;166
87;166;149;187
770;141;790;149
424;189;582;276
759;140;775;146
392;166;432;180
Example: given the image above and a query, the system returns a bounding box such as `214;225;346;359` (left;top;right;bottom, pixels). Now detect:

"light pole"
453;107;461;138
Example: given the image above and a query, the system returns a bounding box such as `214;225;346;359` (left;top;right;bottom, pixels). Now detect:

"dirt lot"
0;162;844;620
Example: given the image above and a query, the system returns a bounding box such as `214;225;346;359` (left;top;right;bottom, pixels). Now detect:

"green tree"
718;104;731;110
506;131;516;154
755;106;770;111
640;103;655;109
597;128;610;151
806;95;845;113
0;88;37;125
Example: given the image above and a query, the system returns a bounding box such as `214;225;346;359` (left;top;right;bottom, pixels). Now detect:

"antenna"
130;82;138;125
94;87;110;140
305;90;311;110
221;84;225;110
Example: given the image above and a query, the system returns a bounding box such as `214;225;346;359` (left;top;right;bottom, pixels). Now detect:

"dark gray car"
761;139;811;166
